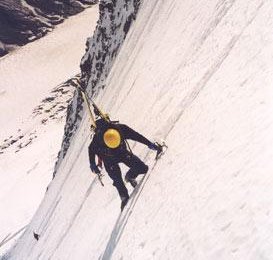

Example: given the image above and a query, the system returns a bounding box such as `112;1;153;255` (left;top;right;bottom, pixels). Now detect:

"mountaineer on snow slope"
88;110;162;210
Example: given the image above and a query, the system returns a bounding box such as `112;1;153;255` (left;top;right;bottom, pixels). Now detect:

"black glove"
148;142;161;151
90;162;100;174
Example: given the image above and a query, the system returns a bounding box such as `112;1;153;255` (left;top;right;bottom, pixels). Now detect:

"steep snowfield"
9;0;273;259
0;6;98;255
0;6;98;138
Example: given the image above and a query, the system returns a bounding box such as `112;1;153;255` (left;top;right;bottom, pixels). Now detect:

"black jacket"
88;119;152;166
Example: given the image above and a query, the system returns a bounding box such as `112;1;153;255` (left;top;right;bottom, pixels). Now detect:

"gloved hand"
148;142;161;151
90;162;100;174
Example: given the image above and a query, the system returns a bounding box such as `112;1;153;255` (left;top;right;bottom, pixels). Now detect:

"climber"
88;112;162;211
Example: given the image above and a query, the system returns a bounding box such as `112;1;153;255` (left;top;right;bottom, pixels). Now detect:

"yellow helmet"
103;128;121;148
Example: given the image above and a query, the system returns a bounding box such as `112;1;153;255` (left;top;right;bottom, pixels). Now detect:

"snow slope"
9;0;273;259
0;6;98;256
0;6;98;138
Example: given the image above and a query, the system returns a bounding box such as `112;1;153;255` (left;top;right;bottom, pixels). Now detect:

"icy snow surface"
9;0;273;259
0;6;99;256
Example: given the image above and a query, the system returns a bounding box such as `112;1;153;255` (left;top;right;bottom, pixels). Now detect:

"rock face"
0;0;98;57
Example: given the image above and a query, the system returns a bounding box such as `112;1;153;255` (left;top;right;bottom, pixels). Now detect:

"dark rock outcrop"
0;0;98;57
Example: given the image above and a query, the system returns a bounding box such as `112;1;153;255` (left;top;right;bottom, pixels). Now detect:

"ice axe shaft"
77;86;97;128
97;173;104;186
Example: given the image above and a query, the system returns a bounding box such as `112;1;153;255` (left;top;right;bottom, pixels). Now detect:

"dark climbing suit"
88;119;153;199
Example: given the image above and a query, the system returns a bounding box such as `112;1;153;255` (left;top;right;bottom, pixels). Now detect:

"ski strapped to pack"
79;86;97;128
73;78;134;155
71;77;110;128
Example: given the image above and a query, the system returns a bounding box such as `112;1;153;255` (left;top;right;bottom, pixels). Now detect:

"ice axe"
97;173;104;186
155;141;168;160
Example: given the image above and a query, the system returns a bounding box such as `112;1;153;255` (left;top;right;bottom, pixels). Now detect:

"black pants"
103;151;148;199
